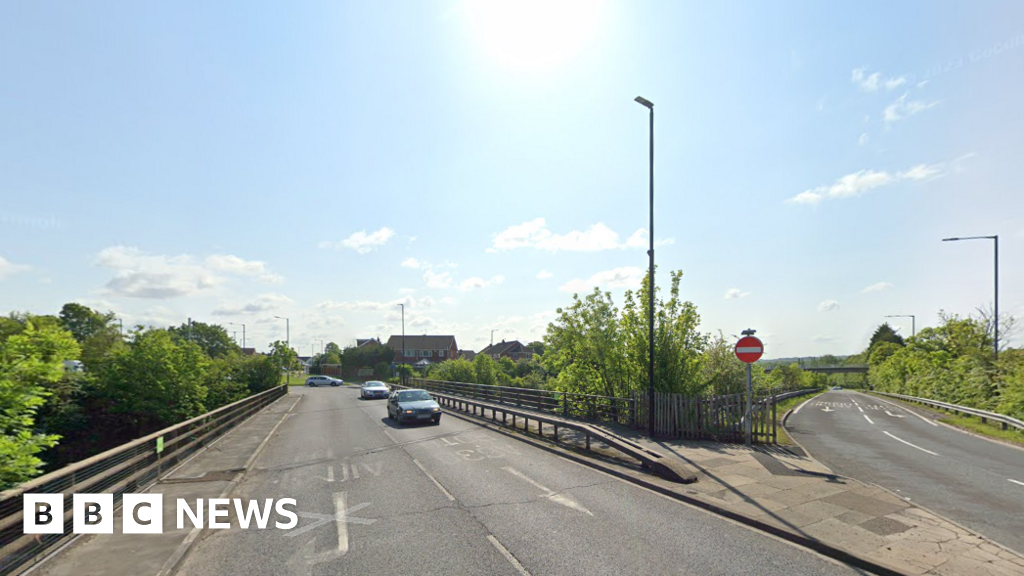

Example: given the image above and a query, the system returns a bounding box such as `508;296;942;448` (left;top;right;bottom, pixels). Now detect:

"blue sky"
2;1;1022;357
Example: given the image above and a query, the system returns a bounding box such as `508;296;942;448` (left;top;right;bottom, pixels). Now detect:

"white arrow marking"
821;407;834;412
885;411;905;418
503;467;593;516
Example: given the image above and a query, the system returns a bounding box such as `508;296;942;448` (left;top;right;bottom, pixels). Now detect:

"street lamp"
885;315;916;338
397;304;406;366
635;95;655;438
491;329;497;348
274;316;290;384
228;322;246;349
942;235;999;360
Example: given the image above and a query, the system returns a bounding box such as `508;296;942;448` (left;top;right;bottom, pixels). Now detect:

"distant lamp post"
229;322;246;349
398;304;406;367
942;235;999;360
274;316;291;384
491;329;497;348
635;94;655;439
884;315;916;338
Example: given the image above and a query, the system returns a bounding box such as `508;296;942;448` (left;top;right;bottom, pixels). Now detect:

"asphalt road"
786;389;1024;555
176;386;867;576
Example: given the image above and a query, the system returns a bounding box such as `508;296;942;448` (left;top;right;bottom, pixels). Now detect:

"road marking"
870;395;939;426
864;415;874;424
333;492;348;553
857;406;864;413
503;467;593;516
883;431;939;456
288;493;375;538
885;410;905;419
320;465;335;483
414;459;455;501
1009;479;1024;487
487;534;533;576
793;396;816;415
821;407;834;412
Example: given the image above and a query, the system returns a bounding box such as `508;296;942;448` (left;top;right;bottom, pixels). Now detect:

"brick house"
477;340;533;361
386;335;458;365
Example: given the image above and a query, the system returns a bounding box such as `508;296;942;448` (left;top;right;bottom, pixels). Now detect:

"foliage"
268;340;300;372
868;323;905;350
0;319;80;488
428;358;477;383
341;343;395;375
168;321;239;359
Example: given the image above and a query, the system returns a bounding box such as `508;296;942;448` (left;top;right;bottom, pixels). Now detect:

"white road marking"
321;465;335;482
885;411;905;419
884;431;939;456
793;396;816;415
857;406;864;413
503;467;593;516
870;395;939;426
414;459;455;501
1009;479;1024;487
821;407;834;412
864;415;874;424
333;492;348;553
487;534;533;576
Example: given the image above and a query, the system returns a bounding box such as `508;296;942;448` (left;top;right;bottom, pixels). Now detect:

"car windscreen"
398;391;432;402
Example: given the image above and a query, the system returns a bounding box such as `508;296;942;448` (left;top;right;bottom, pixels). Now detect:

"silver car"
360;381;390;399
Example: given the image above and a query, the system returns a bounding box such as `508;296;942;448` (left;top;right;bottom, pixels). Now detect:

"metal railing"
0;385;288;576
407;378;636;426
872;391;1024;433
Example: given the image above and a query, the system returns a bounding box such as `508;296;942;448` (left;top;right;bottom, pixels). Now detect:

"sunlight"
462;0;604;72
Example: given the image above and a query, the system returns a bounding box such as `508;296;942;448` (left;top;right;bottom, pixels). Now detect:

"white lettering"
233;499;273;529
208;498;231;529
177;499;203;529
275;498;298;529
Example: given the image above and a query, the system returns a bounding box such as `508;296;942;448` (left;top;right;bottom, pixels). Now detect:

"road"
176;386;866;576
786;389;1024;555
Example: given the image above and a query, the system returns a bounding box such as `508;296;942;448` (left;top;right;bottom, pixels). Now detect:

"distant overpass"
764;364;868;374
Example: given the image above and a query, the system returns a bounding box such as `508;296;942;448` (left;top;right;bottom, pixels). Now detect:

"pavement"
437;393;1024;576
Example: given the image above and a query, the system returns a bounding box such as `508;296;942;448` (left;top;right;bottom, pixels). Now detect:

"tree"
169;321;239;359
268;340;299;372
429;358;477;383
525;341;546;356
0;320;80;488
59;303;116;343
473;354;500;386
868;323;905;350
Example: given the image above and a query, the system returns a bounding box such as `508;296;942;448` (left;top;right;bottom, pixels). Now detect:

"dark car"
386;389;442;425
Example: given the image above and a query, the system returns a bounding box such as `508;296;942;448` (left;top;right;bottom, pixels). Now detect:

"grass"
281;372;309;386
774;390;827;445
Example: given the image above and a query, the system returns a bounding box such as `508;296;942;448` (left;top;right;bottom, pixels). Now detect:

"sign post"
735;330;764;446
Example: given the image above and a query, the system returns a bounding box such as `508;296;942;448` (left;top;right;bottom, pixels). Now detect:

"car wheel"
433;416;441;425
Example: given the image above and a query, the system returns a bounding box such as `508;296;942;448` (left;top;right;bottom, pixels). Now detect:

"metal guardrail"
408;378;636;426
872;391;1024;432
0;385;288;576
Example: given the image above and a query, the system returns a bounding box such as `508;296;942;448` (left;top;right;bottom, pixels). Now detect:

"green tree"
0;320;80;488
525;341;546;356
268;340;299;372
169;321;239;358
868;323;905;351
59;303;116;343
473;353;500;386
429;358;477;383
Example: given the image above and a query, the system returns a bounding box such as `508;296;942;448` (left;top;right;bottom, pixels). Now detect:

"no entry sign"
735;336;764;363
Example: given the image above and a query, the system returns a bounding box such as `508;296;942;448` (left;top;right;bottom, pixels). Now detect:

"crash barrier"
0;385;288;576
872;391;1024;433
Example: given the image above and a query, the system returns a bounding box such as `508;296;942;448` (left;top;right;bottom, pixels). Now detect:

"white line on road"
1009;479;1024;487
487;534;533;576
503;467;593;516
333;492;349;554
883;431;939;456
413;459;455;501
864;415;874;424
858;406;864;413
504;466;553;493
871;395;939;426
885;410;905;419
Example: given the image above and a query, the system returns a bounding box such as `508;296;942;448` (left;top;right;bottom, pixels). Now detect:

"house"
356;338;381;347
386;335;458;365
478;340;534;361
457;349;477;362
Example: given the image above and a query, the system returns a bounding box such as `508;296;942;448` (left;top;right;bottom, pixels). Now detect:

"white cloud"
401;257;422;269
458;275;504;291
204;254;282;283
440;297;456;305
536;270;553;279
724;288;750;300
490;218;672;253
884;93;939;124
560;266;645;293
96;246;220;299
0;255;30;279
858;133;869;146
786;159;957;205
862;281;892;293
818;299;840;312
320;227;396;253
212;293;295;316
812;334;837;343
851;67;906;92
423;269;452;289
624;228;674;249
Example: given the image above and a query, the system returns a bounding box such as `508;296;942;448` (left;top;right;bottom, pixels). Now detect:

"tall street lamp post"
635;95;655;438
884;315;916;338
274;316;290;385
398;303;406;375
942;235;999;361
229;322;246;350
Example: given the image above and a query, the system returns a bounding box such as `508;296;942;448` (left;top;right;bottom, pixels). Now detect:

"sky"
2;1;1023;358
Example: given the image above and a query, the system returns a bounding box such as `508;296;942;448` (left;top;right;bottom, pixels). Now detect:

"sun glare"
462;0;604;72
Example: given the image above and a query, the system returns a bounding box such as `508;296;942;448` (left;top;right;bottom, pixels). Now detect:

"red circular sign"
735;336;764;363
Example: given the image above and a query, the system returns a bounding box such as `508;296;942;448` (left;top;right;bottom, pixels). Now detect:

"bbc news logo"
23;494;298;534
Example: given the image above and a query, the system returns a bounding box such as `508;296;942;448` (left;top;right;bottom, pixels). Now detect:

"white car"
306;375;343;387
361;381;390;399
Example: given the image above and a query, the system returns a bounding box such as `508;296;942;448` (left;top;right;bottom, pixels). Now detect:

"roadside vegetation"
0;304;291;489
